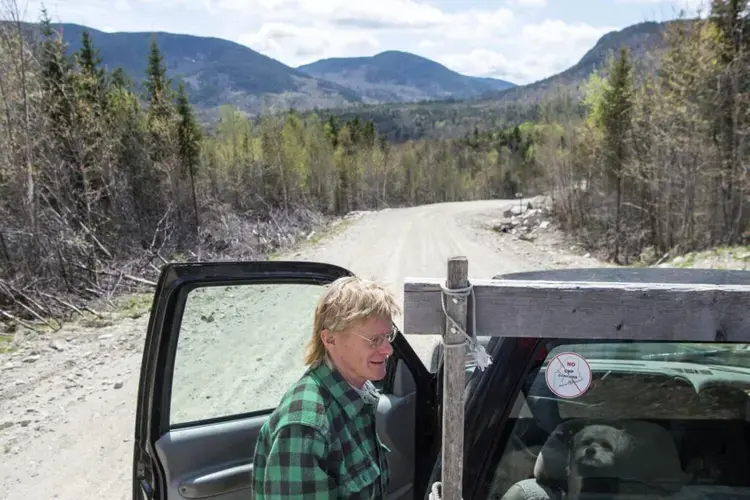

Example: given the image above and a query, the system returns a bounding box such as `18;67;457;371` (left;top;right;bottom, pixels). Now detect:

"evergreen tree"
176;83;202;236
111;67;132;89
78;31;105;85
39;8;74;131
600;47;635;262
77;31;107;111
39;8;87;223
74;29;110;222
145;35;172;118
144;36;175;169
708;0;749;240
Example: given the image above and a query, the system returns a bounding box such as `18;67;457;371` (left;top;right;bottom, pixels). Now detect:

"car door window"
482;340;750;500
170;282;327;426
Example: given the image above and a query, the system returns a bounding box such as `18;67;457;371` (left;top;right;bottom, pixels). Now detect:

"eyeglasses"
353;326;399;349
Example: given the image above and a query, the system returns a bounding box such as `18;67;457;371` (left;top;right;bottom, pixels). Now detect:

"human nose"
378;339;393;355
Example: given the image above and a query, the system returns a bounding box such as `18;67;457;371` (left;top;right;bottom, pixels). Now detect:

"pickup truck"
132;262;750;500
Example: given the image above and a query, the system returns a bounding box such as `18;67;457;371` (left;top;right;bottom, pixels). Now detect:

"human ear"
322;329;335;346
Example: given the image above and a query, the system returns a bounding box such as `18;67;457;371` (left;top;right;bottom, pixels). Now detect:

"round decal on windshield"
545;352;592;399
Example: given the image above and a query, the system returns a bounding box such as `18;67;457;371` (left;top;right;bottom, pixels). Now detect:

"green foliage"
146;36;173;117
554;1;750;264
177;83;202;174
582;70;608;126
110;67;132;89
5;4;750;323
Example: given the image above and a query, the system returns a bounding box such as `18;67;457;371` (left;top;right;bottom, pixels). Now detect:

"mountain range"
34;19;673;118
51;23;514;116
297;51;514;103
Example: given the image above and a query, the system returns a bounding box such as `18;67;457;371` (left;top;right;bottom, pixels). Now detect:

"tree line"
2;1;748;324
549;0;749;264
0;6;545;321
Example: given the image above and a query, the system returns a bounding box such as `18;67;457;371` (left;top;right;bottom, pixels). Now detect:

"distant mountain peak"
297;50;515;103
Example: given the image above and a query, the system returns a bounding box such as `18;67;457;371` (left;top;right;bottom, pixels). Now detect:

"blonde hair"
304;276;401;366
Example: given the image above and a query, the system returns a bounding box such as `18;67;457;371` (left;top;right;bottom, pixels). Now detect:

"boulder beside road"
494;202;552;242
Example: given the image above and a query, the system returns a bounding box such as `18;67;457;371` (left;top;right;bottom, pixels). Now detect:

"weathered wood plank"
403;278;750;341
442;257;467;500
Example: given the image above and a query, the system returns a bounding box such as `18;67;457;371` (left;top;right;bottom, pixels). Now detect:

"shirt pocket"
342;460;381;499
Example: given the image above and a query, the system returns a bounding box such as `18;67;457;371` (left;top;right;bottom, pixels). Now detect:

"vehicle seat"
499;418;689;500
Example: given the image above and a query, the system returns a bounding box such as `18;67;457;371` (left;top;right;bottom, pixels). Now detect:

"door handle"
179;462;253;498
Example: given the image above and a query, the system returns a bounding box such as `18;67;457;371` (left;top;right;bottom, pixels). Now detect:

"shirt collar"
310;357;380;419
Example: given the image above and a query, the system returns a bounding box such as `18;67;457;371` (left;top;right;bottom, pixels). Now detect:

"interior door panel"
152;359;419;500
377;392;417;499
154;416;265;499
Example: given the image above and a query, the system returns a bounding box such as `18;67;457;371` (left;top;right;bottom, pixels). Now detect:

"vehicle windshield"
484;339;750;500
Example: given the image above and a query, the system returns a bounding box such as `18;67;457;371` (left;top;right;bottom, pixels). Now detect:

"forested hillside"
1;2;748;324
297;51;515;103
7;22;519;118
50;22;363;116
317;20;673;142
549;6;749;264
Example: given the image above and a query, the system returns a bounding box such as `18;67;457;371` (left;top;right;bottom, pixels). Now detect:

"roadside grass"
633;245;749;270
0;333;15;353
75;292;155;329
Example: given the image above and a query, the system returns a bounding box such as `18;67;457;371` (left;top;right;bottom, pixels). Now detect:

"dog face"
571;424;631;475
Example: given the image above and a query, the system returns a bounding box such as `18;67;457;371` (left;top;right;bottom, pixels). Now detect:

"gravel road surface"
0;199;602;500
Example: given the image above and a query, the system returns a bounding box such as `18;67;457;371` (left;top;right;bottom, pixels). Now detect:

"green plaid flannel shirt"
252;359;391;499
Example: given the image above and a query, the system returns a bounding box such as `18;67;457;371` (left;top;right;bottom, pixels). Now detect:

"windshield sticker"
545;352;592;399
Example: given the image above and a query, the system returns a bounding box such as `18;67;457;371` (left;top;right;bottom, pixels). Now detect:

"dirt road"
0;199;602;500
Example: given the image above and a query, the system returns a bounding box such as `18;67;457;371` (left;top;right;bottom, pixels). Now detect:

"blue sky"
28;0;704;85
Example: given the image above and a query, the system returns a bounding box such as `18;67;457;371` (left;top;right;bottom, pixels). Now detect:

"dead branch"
106;270;123;300
69;261;157;287
78;221;112;259
37;290;90;317
83;304;102;317
114;272;155;287
0;278;57;328
17;298;59;329
0;308;39;332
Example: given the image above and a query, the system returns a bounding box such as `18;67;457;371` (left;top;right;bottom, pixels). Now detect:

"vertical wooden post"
442;256;468;500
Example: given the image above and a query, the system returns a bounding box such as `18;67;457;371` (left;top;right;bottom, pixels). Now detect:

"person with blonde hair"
252;275;401;499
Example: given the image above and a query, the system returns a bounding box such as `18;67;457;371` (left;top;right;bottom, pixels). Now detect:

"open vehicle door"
132;261;437;500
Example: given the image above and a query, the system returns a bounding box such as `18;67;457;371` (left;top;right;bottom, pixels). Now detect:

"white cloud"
439;49;511;78
521;19;610;46
507;0;548;7
614;0;708;15
212;0;448;28
437;19;613;83
446;8;515;41
300;0;448;29
238;23;381;61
